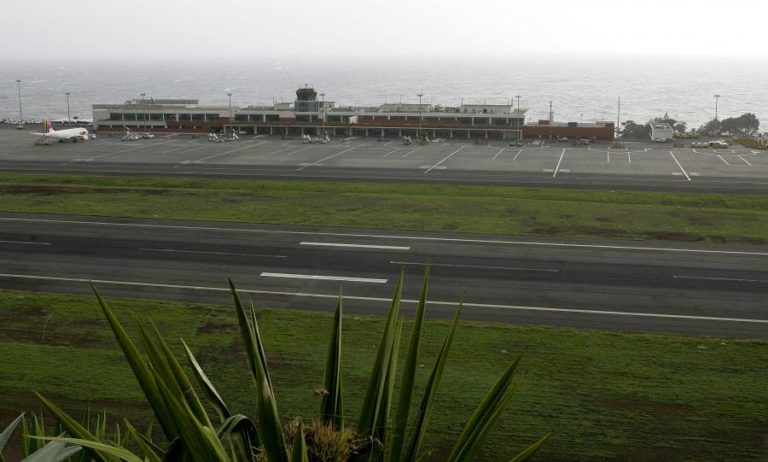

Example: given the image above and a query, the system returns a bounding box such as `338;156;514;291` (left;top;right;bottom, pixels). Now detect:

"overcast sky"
1;0;766;60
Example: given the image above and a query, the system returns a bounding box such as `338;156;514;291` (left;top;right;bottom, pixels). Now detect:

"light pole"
140;93;146;132
320;93;325;135
227;92;233;135
65;92;71;123
417;92;423;141
16;80;23;125
714;94;721;135
515;94;521;142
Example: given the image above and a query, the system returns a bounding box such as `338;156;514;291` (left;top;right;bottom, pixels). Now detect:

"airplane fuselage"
33;120;94;143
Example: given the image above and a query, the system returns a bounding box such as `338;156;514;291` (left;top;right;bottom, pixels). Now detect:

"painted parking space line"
492;148;505;160
553;148;566;177
401;148;420;158
296;145;359;171
512;149;524;161
383;148;401;157
668;151;691;181
285;146;313;156
184;141;266;164
717;155;730;166
738;155;753;166
424;146;463;174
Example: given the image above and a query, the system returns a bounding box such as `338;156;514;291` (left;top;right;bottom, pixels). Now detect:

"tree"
621;120;650;139
721;113;760;135
700;113;760;136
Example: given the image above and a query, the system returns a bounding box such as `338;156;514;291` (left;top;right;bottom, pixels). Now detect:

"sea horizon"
1;55;766;130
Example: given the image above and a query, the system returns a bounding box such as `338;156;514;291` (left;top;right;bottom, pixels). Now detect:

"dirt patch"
0;306;111;348
731;236;767;245
196;321;238;335
600;398;695;417
530;226;630;239
643;231;704;242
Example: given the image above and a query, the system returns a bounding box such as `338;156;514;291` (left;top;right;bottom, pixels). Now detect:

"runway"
2;127;768;193
1;213;766;337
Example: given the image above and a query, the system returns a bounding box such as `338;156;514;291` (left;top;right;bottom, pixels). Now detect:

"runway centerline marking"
6;216;768;257
1;272;766;324
297;145;358;171
425;146;463;174
300;242;411;250
140;248;287;258
673;275;768;284
260;272;387;284
553;148;567;177
0;240;51;246
390;261;558;272
668;151;691;181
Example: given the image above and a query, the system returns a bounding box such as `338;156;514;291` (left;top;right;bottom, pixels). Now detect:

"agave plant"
34;266;549;461
0;412;84;462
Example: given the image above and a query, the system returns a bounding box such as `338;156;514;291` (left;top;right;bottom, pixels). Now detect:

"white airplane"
33;119;95;144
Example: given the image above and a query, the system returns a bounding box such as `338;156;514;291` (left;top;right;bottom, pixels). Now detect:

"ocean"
1;55;766;130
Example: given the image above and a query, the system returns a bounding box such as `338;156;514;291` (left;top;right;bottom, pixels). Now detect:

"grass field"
1;173;768;243
1;289;767;461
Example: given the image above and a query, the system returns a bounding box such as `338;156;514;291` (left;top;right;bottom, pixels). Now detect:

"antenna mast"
548;100;554;123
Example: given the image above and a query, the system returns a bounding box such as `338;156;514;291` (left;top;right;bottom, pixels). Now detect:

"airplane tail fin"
43;119;54;133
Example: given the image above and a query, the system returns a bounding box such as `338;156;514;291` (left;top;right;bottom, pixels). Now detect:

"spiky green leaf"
216;415;258;462
21;439;83;462
358;270;404;439
320;292;344;429
91;284;178;441
0;413;24;453
33;437;142;462
230;280;289;462
403;300;463;461
34;393;116;462
447;355;524;462
182;339;231;422
290;422;308;462
387;262;430;462
124;420;163;462
508;433;551;462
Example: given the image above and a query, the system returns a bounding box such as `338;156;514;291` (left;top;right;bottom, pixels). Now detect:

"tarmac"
1;126;767;192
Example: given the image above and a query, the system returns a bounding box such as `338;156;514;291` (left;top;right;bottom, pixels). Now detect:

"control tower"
295;85;319;113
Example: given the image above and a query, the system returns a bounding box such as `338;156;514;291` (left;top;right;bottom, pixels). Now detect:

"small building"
523;120;615;141
650;123;674;142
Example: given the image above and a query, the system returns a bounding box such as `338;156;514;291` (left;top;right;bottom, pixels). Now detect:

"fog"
1;0;765;60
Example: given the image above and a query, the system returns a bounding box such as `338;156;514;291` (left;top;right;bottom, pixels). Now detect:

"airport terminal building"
93;86;614;141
